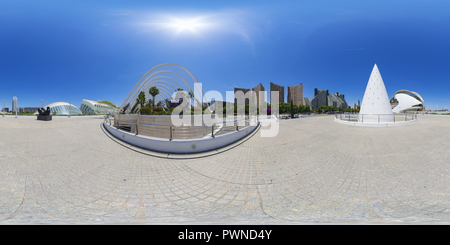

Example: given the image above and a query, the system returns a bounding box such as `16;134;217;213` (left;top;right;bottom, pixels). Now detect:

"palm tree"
145;99;153;108
138;91;146;108
149;86;160;108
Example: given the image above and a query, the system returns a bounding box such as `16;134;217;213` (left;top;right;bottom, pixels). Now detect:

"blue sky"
1;0;449;110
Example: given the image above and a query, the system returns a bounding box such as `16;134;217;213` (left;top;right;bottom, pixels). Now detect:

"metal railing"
335;113;417;123
104;115;259;140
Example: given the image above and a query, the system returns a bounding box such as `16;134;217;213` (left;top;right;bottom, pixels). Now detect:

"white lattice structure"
41;102;82;115
119;64;206;114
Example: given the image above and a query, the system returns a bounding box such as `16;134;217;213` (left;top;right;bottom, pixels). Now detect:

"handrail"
335;113;417;123
104;115;259;140
110;117;254;127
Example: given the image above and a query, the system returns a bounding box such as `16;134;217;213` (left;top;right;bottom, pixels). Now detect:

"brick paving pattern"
1;115;450;224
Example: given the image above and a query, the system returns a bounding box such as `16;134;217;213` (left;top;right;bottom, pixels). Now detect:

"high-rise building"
12;97;17;112
303;97;311;109
234;87;251;106
19;107;40;113
252;83;265;108
270;82;284;103
311;89;348;110
287;83;303;106
311;89;329;110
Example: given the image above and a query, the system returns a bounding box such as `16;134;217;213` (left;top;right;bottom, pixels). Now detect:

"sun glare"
167;17;211;36
175;20;197;31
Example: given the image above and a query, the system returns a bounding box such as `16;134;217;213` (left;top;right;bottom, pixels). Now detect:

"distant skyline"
1;0;450;111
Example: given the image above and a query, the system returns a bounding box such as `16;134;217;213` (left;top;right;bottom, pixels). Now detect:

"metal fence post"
135;123;138;136
170;126;172;141
212;123;215;138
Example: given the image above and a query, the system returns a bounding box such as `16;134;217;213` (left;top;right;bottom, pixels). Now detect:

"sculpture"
38;107;51;116
37;107;52;121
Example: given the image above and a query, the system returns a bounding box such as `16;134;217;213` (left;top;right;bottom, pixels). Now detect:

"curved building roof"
391;90;424;113
80;99;116;115
42;102;82;115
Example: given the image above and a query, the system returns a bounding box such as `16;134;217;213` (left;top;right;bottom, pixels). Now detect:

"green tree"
188;91;194;108
138;91;146;108
149;86;160;109
120;103;130;114
145;99;153;108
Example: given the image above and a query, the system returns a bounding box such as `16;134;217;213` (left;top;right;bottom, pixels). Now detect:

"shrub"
139;107;152;115
153;106;163;112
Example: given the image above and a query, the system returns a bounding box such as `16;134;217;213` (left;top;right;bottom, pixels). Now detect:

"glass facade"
45;103;82;115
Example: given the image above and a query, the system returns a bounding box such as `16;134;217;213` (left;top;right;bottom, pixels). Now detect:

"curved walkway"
1;115;450;224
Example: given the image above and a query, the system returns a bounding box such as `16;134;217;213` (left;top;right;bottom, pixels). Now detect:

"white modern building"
41;102;82;115
12;97;17;112
80;99;116;115
359;64;394;123
390;90;425;113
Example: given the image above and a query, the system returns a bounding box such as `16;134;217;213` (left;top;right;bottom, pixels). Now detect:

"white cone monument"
359;64;394;123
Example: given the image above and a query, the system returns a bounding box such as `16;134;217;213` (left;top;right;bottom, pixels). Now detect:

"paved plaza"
1;114;450;224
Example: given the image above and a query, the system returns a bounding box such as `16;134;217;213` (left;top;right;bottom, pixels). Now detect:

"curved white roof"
80;99;116;114
43;102;74;108
392;90;424;103
391;90;424;113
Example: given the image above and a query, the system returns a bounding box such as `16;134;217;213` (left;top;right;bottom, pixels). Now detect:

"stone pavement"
1;114;450;224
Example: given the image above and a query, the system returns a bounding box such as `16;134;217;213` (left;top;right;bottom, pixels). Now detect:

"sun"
173;19;202;33
175;20;196;30
146;16;213;37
